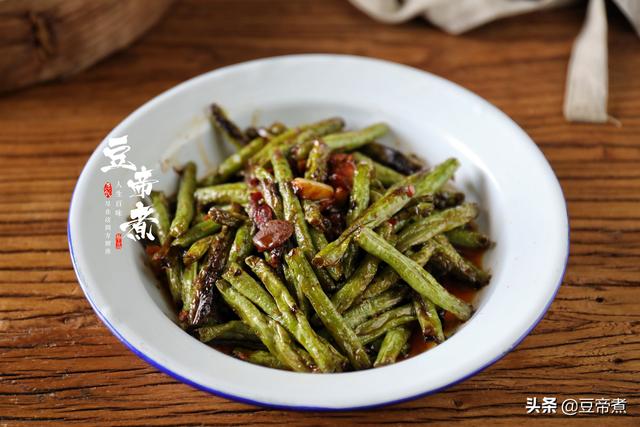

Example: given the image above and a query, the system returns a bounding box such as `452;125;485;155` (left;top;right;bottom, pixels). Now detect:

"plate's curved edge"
68;208;569;410
67;53;571;410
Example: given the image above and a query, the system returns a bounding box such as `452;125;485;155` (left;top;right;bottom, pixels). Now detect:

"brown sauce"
404;247;487;360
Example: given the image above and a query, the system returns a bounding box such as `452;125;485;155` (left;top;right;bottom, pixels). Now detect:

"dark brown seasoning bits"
328;153;356;190
248;191;273;229
252;219;294;252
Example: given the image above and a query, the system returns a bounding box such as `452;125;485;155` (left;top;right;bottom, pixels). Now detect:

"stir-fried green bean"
432;235;491;286
355;228;472;320
331;254;380;314
374;326;412;367
183;235;214;265
396;203;478;252
323;123;389;152
305;140;331;182
201;137;267;186
362;240;438;300
272;149;336;291
165;254;183;305
361;141;424;175
228;223;253;264
355;304;415;337
445;227;492;249
253;117;345;165
253;166;284;220
285;248;371;370
232;348;289;370
194;182;248;206
171;219;221;248
181;261;198;315
313;159;459;268
198;320;259;343
246;256;343;372
289;118;347;161
150;191;171;245
169;162;197;237
272;150;315;254
190;226;233;326
209;104;248;150
216;279;310;372
347;161;372;226
413;293;445;343
353;152;405;187
139;107;493;372
357;305;417;345
344;287;408;329
223;262;281;319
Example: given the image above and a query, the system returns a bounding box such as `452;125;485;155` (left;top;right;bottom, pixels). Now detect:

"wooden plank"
0;0;638;425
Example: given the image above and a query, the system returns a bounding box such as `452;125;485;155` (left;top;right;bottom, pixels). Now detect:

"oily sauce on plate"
405;248;486;359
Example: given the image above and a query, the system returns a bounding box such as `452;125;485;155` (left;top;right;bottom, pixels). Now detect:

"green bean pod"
181;260;198;315
362;240;437;300
323;123;389;152
313;159;459;268
353;152;406;187
304;140;331;182
355;228;472;321
332;254;380;314
216;279;310;372
396;203;478;252
285;248;371;370
432;235;491;287
246;256;343;372
356;305;417;345
232;348;290;370
209;104;247;150
344;288;408;329
194;182;249;206
150;191;171;245
201;137;267;186
374;326;412;367
228;223;253;264
183;235;214;265
169;162;197;238
253;166;284;220
171;219;221;248
347;161;372;226
445;227;492;249
272;149;337;291
198;320;259;343
413;293;445;343
223;262;281;320
165;254;183;305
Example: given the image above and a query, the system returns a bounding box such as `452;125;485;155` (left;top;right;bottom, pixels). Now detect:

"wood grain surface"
1;0;639;425
0;0;173;92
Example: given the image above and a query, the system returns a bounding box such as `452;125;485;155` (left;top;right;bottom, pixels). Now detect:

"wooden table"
1;1;638;425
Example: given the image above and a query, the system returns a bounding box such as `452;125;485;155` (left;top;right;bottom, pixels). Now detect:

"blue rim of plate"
67;54;570;411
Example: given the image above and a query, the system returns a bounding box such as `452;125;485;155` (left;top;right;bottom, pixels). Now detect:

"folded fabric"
350;0;640;123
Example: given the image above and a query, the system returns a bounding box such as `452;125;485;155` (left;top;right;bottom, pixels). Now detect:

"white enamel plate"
68;55;569;410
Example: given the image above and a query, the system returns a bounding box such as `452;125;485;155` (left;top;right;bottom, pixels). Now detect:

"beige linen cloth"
349;0;640;123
